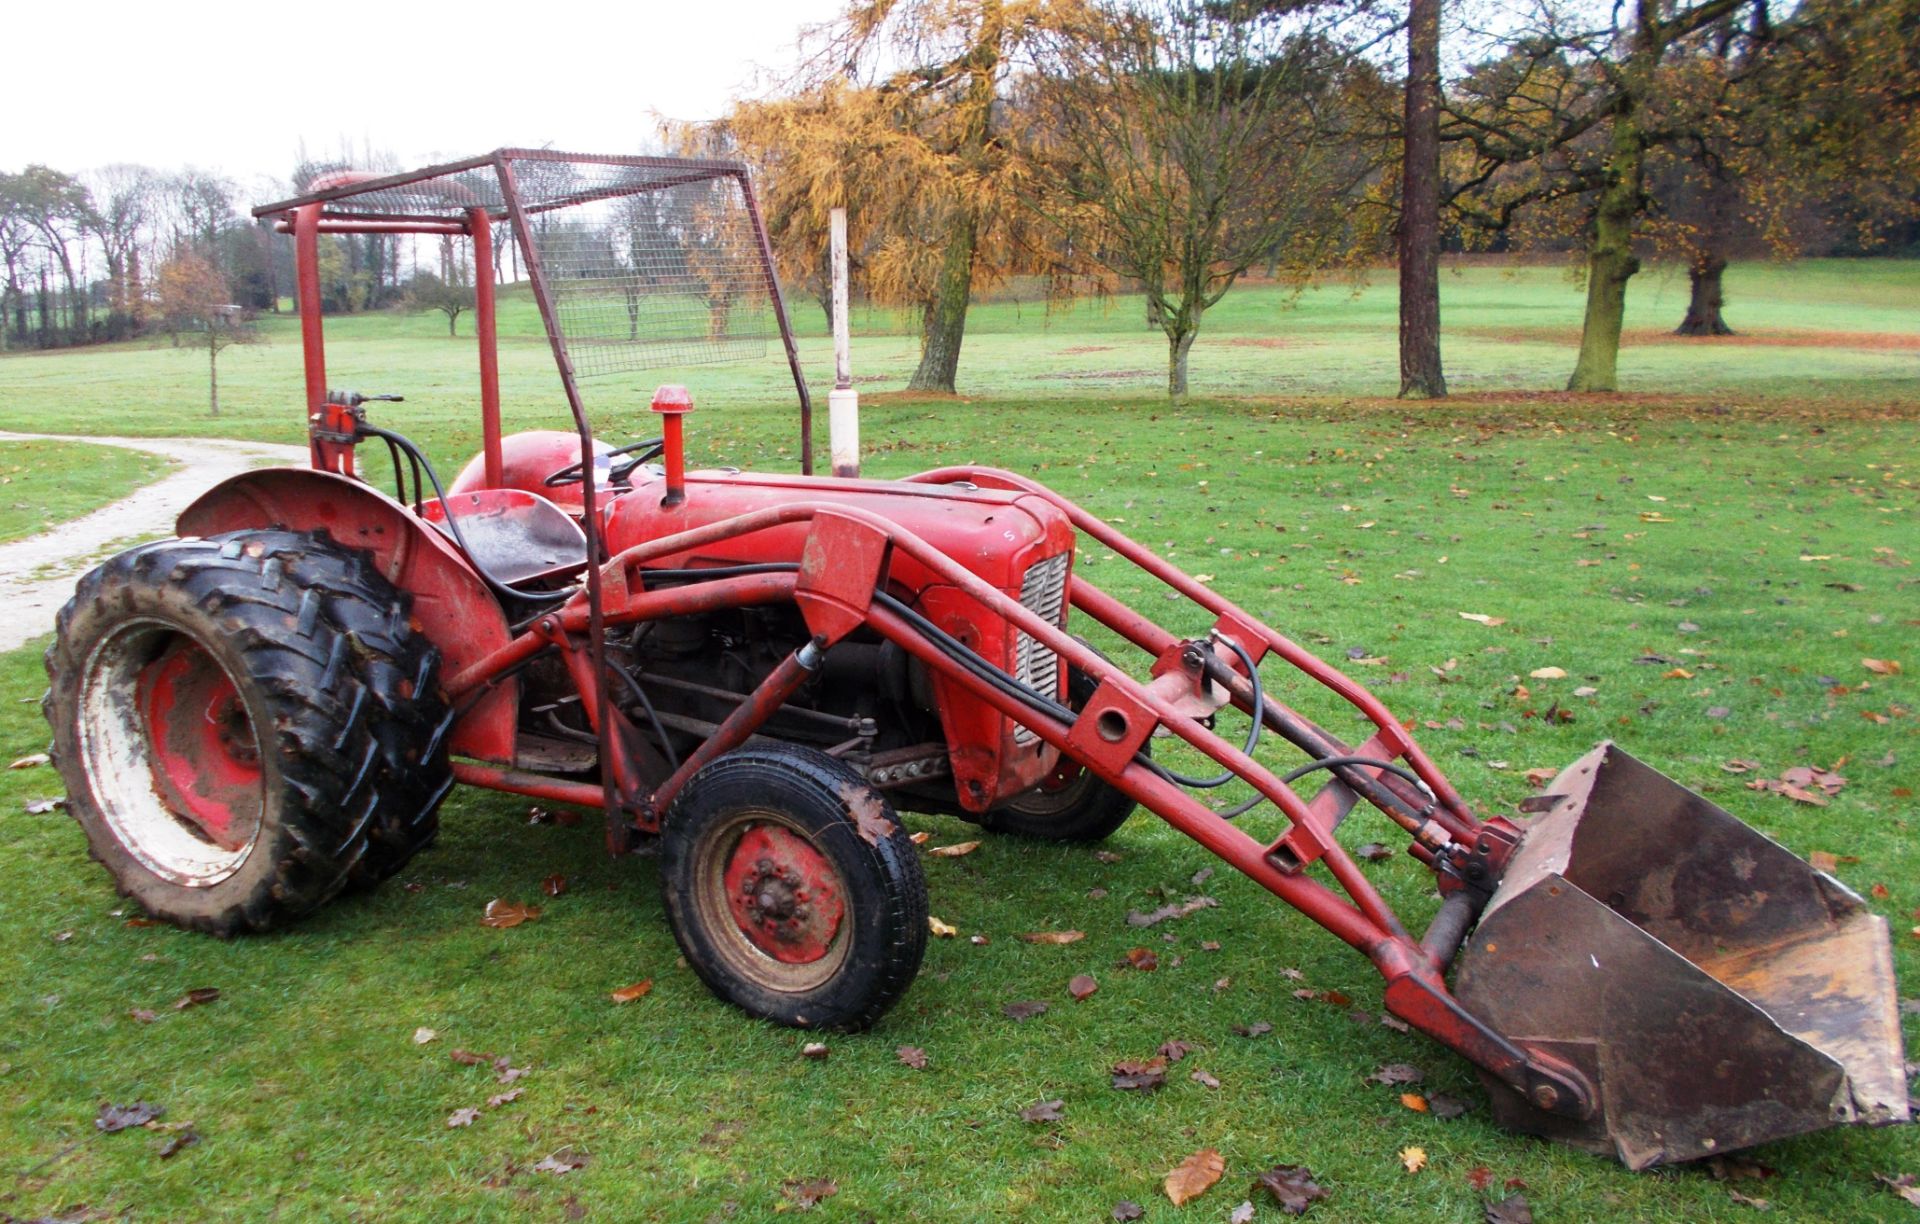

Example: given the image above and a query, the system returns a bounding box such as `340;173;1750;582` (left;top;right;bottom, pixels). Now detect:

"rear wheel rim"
1006;756;1094;817
694;810;850;993
78;619;266;887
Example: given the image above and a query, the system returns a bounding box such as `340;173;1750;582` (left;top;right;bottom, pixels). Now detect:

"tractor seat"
418;488;588;588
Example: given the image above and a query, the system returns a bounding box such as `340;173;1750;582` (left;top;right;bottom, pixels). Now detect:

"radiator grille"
1011;553;1071;744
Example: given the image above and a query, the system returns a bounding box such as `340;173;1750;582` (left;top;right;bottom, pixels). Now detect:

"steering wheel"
544;437;666;488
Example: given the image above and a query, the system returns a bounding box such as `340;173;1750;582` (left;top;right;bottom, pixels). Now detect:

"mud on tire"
43;529;452;934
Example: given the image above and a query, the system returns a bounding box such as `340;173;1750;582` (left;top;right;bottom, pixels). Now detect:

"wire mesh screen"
258;151;775;378
506;157;772;377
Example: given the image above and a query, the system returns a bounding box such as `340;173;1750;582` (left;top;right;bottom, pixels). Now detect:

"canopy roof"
252;149;751;223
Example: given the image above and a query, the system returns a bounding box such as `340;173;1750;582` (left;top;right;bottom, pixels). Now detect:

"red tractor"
43;151;1908;1168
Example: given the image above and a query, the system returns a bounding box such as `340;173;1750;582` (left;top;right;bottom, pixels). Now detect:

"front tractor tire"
44;530;451;935
661;745;929;1031
978;642;1140;843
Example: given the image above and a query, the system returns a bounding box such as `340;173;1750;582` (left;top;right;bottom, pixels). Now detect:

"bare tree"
83;165;158;336
1025;1;1373;398
154;251;255;415
408;269;474;337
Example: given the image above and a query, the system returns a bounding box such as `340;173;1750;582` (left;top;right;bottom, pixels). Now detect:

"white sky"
5;0;846;191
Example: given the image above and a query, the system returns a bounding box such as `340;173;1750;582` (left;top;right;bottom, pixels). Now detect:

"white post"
828;206;860;478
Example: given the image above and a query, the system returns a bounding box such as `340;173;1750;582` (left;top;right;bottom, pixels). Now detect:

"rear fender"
176;468;517;763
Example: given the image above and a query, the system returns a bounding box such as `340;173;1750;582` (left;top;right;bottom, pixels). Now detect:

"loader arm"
437;475;1907;1168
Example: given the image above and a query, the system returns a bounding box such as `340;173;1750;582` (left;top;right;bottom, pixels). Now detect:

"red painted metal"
274;219;469;235
450;761;605;809
138;637;261;851
652;383;693;508
793;511;890;646
469;207;504;490
292;204;330;472
722;823;845;964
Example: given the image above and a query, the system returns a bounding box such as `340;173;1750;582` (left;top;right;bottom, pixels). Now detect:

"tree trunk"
1167;328;1198;399
208;336;220;417
906;215;976;393
1567;105;1646;392
1398;0;1447;399
1675;254;1732;335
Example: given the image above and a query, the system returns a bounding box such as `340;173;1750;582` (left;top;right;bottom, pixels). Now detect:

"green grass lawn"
0;440;170;545
0;259;1914;1222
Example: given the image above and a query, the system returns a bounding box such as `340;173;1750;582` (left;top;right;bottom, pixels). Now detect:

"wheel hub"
721;825;845;964
136;634;265;853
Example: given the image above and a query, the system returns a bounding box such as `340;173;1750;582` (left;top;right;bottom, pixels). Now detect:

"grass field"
0;259;1914;1222
0;440;170;545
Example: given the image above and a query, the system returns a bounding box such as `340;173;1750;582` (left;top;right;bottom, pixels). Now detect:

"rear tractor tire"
43;529;452;935
661;744;928;1031
977;641;1140;843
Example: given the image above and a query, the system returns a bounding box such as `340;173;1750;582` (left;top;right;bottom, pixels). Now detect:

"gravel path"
0;431;306;653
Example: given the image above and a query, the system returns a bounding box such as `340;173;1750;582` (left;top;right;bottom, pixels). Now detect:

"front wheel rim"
78;620;266;887
693;810;851;993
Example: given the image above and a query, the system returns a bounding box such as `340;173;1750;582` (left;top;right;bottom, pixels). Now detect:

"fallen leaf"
1019;929;1084;945
1459;613;1506;626
8;752;48;769
1019;1098;1065;1123
172;988;219;1010
1157;1040;1193;1061
1003;1000;1049;1021
449;1048;493;1066
1122;947;1160;972
534;1150;588;1175
1528;667;1567;680
1094;850;1124;863
1875;1173;1920;1208
24;797;64;814
908;831;930;845
1727;1189;1772;1210
1164;1148;1225;1206
1191;1069;1221;1089
1233;1021;1273;1038
1664;668;1695;680
1809;851;1842;873
800;1042;830;1060
780;1177;840;1210
1111;1057;1168;1091
1721;758;1762;773
896;1045;928;1069
481;899;541;929
1126;895;1219;927
1400;1092;1430;1113
928;840;981;857
1069;974;1099;1001
495;1061;529;1085
611;980;653;1004
1573;684;1598;697
129;1008;157;1023
542;874;568;897
1466;1166;1494;1192
1485;1192;1534;1224
446;1107;480;1128
1356;843;1394;862
96;1101;164;1133
1256;1164;1330;1215
1863;658;1902;676
1400;1146;1428;1174
928;916;958;938
1231;1201;1256;1224
413;1026;437;1044
1366;1063;1424;1086
1429;1093;1470;1119
153;1127;199;1159
1111;1202;1144;1221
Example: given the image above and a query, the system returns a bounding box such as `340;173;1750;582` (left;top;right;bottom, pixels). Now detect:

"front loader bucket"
1454;743;1908;1169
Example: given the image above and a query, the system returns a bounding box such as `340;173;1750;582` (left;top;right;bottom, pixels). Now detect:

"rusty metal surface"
1455;742;1910;1168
